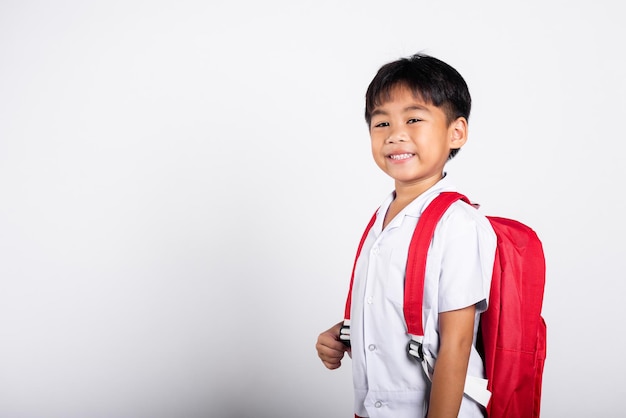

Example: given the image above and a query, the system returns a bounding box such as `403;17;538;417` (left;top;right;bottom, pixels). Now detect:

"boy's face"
369;84;467;192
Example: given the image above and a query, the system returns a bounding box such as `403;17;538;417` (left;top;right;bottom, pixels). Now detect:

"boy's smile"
369;84;467;198
388;153;415;161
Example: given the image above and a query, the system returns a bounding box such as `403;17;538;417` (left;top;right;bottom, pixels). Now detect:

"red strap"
404;192;470;336
343;192;470;327
343;212;377;320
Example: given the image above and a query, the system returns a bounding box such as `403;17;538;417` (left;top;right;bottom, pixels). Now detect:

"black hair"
364;53;471;159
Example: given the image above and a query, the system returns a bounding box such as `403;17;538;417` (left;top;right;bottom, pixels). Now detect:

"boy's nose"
385;130;408;143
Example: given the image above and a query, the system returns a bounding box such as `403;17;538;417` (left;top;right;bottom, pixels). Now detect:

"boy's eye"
407;118;422;124
373;121;389;128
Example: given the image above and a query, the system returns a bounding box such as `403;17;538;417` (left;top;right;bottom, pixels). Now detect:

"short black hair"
364;53;471;159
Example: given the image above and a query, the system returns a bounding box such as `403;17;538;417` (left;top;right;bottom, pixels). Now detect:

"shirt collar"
373;173;456;233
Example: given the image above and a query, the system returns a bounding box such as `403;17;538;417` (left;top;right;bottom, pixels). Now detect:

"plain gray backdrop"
1;1;624;417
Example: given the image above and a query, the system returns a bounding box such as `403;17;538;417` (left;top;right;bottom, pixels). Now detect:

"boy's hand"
316;322;349;370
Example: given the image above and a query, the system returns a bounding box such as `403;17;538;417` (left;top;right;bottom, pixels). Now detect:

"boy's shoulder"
436;198;496;241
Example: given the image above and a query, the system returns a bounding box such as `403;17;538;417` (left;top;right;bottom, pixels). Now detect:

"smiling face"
369;84;468;196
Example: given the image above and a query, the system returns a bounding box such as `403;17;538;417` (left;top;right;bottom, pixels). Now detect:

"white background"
1;1;624;417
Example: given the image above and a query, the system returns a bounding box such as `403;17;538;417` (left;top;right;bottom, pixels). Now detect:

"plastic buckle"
339;324;351;348
407;339;424;362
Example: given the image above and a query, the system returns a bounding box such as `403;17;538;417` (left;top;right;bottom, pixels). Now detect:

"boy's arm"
427;304;476;418
316;322;350;369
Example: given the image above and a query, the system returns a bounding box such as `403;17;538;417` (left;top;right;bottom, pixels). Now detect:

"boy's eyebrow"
404;104;430;112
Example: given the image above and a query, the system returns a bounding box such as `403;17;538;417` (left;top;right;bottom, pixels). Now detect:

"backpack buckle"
339;324;351;347
407;336;424;362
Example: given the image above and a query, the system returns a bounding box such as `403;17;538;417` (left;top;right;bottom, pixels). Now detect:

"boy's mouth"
388;153;415;160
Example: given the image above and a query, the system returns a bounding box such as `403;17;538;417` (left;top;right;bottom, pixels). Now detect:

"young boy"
316;53;497;417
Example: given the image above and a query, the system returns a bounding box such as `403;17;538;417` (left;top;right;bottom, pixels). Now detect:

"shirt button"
374;401;382;408
368;344;376;351
372;246;379;255
367;296;373;304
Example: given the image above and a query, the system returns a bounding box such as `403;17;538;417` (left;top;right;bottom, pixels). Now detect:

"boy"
316;53;497;417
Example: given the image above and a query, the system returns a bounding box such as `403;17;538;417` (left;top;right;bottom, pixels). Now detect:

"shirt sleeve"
436;203;497;314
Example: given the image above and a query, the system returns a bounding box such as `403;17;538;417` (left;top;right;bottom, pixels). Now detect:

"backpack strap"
405;191;491;408
341;193;470;346
340;211;377;346
404;191;469;338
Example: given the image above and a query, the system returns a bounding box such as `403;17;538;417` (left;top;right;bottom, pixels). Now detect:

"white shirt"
350;175;497;418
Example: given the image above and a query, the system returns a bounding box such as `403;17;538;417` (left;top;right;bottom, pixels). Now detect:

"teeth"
390;153;413;160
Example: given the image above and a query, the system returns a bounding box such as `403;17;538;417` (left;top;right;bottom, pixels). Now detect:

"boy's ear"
449;117;468;149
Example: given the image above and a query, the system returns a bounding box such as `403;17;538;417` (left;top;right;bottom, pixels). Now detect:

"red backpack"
341;192;547;417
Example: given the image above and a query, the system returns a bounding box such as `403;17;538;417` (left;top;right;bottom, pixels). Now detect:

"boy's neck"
383;173;444;229
393;173;444;205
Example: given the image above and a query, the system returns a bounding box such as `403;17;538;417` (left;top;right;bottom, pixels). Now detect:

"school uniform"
350;175;497;418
